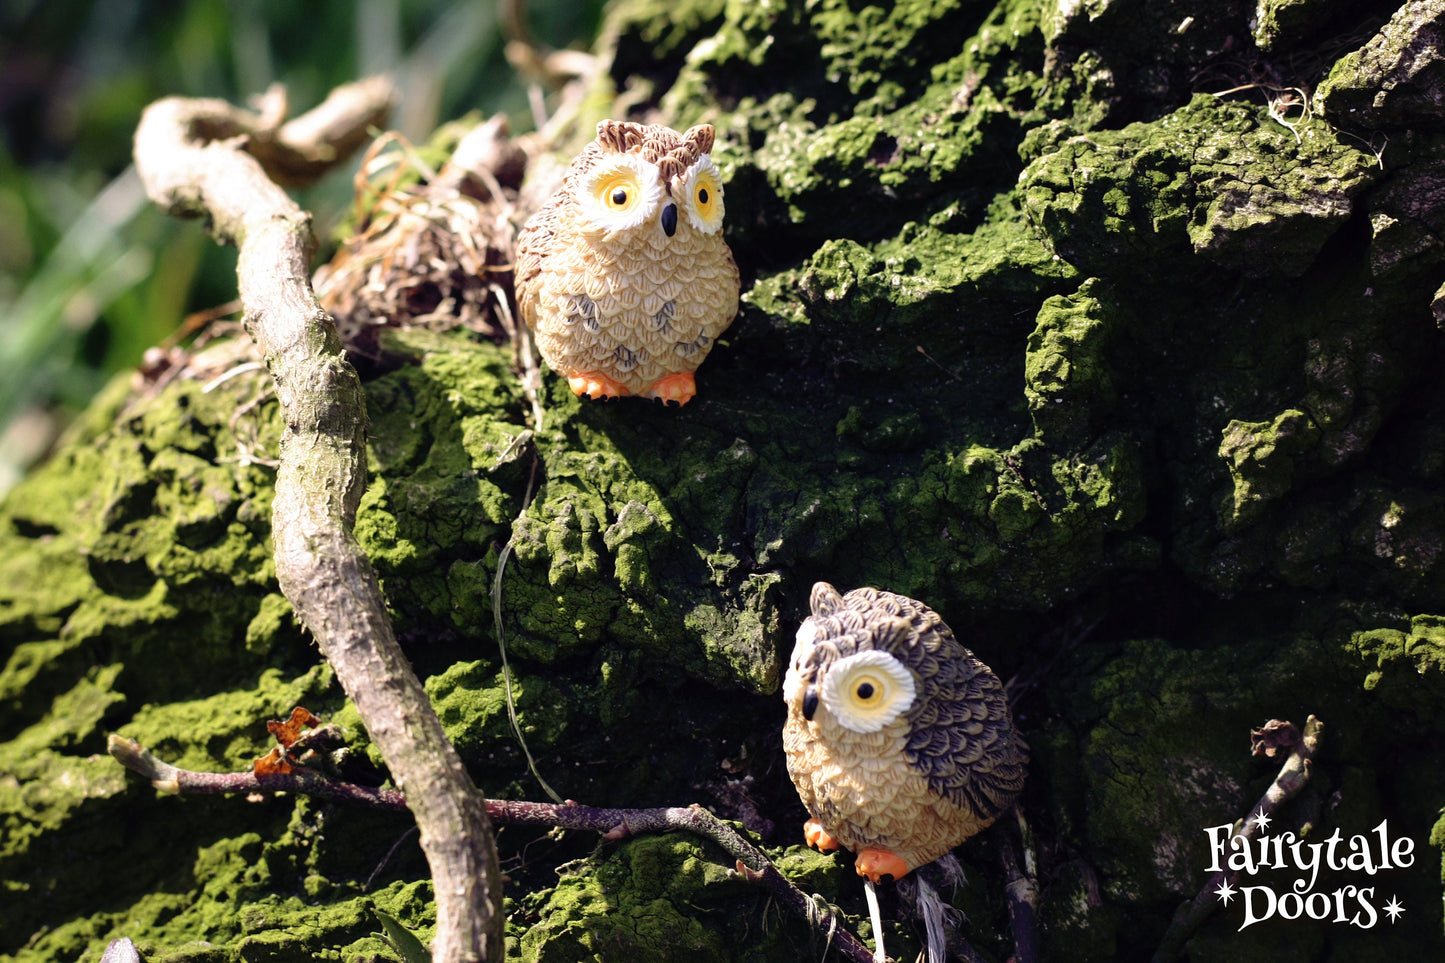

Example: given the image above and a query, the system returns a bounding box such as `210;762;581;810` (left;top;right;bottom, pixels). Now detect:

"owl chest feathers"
524;209;737;393
783;705;996;868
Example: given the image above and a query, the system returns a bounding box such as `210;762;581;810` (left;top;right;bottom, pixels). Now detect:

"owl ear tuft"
597;120;645;153
684;124;715;156
810;581;844;618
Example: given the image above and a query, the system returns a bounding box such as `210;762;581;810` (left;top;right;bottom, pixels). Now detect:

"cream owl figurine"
514;120;740;405
783;582;1029;883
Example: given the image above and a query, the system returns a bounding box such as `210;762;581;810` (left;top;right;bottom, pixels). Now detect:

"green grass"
0;0;607;493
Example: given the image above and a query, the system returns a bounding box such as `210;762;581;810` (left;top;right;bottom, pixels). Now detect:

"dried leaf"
253;746;295;776
267;706;322;748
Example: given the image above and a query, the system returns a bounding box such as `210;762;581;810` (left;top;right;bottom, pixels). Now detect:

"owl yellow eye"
576;156;663;233
820;650;915;734
595;172;642;213
693;177;718;218
683;157;725;234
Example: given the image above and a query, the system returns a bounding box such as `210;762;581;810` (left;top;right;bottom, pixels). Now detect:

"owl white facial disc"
682;155;725;234
819;650;916;733
575;154;663;234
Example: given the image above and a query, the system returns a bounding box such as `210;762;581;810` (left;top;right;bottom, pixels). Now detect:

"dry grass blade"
313;120;528;363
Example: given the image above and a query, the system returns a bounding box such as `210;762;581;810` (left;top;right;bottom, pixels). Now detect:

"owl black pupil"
698;188;709;204
611;188;628;205
856;682;875;699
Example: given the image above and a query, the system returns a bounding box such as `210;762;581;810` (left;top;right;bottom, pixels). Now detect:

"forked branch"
131;79;503;963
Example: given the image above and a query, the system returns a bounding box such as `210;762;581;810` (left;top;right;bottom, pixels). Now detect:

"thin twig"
997;807;1039;963
490;456;562;804
108;734;879;963
862;879;886;963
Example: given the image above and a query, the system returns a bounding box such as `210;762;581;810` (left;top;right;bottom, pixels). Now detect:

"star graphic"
1215;879;1237;905
1251;810;1272;832
1383;896;1406;923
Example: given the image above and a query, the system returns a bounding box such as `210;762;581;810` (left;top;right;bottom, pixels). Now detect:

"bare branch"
131;82;502;963
134;77;395;190
998;807;1040;963
108;734;881;963
260;76;398;184
1152;715;1324;961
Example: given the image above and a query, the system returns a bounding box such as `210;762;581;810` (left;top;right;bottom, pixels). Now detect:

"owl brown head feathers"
594;120;714;185
514;120;740;406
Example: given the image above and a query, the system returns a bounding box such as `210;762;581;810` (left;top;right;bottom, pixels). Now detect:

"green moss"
1216;409;1321;533
355;342;525;635
1431;809;1445;888
608;0;729;72
515;833;862;963
1021;94;1380;277
0;361;293;711
243;593;297;657
653;0;1067;249
0;667;129;869
1024;278;1121;444
518;837;730;963
426;659;567;759
7;790;431;963
1349;615;1445;719
0;638;87;731
1316;0;1445;130
0;661;342;957
1070;639;1265;903
1251;0;1354;52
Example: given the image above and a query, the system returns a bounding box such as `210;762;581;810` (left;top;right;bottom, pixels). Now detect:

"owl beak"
661;202;678;237
802;685;819;721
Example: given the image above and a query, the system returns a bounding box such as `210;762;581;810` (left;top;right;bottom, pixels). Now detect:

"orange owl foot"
803;818;841;853
855;848;912;883
567;371;631;400
643;372;696;406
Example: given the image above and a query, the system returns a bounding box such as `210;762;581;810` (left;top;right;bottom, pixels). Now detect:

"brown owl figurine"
514;120;740;405
783;582;1029;883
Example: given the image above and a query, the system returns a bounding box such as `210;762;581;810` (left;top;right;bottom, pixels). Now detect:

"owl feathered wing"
829;586;1029;823
512;198;558;329
901;625;1028;823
